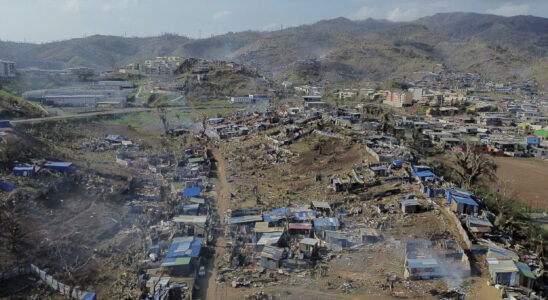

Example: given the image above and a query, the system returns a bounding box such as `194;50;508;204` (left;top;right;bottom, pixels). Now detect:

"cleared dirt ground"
492;157;548;210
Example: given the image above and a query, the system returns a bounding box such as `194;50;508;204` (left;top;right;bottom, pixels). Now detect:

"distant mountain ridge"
1;12;547;86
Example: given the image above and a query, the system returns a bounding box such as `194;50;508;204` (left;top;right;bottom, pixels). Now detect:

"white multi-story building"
0;60;16;77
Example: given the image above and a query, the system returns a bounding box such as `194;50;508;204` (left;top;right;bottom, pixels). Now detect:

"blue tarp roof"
166;236;203;258
263;214;284;222
294;210;316;221
453;196;479;206
313;217;340;228
0;179;17;192
393;160;403;165
183;186;201;197
81;292;97;300
447;189;473;198
415;170;435;178
14;165;34;171
271;207;291;216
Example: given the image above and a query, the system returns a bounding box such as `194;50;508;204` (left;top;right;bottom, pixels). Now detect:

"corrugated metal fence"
0;264;92;299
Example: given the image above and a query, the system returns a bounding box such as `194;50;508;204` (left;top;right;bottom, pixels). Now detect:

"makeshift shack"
313;217;340;239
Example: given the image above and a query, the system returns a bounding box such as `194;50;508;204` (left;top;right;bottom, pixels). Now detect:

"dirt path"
202;146;232;300
10;106;233;125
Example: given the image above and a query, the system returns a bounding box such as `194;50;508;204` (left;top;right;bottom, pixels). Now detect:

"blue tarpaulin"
183;186;201;197
313;217;340;228
415;170;435;179
294;210;316;221
82;292;97;300
452;196;479;206
166;236;203;258
0;179;17;192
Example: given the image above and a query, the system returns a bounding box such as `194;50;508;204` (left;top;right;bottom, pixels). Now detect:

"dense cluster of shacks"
114;142;214;300
199;94;546;299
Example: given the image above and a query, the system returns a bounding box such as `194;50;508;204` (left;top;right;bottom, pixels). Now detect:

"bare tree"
451;143;497;189
0;211;26;254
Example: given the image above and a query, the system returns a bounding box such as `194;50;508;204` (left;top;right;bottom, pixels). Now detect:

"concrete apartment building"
0;60;16;77
383;91;413;107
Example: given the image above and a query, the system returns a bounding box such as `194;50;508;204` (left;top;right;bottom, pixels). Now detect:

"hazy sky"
0;0;547;43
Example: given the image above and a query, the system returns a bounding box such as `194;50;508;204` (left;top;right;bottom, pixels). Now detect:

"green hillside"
0;90;48;119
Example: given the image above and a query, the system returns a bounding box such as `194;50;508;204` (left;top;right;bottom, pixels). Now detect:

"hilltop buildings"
0;60;16;77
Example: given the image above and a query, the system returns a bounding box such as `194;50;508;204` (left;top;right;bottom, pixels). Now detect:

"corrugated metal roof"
300;238;319;246
289;223;312;230
487;259;518;273
261;246;283;260
172;215;207;224
161;257;191;267
515;261;536;279
312;201;331;209
257;232;283;246
188;157;205;163
313;217;340;228
44;161;73;167
407;258;439;268
229;215;262;224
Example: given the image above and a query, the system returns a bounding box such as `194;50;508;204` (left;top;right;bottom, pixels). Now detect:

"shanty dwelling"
487;259;519;287
414;169;437;183
161;257;192;276
487;245;520;261
405;258;441;280
172;215;208;236
445;188;474;203
182;186;201;198
253;222;284;239
331;177;344;192
13;165;35;176
259;246;285;270
525;135;541;146
43;161;75;174
360;228;382;243
465;216;493;235
288;223;313;238
161;236;202;276
299;238;319;258
311;201;331;216
450;196;479;215
515;261;536;289
313;217;341;240
398;199;422;213
370;165;388;176
254;231;284;253
182;203;201;215
324;230;353;251
293;209;317;222
145;277;173;298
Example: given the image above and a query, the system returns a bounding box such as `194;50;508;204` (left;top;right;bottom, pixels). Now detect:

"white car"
198;266;206;277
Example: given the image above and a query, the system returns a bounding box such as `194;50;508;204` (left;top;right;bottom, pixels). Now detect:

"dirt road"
10;105;234;125
199;146;232;299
